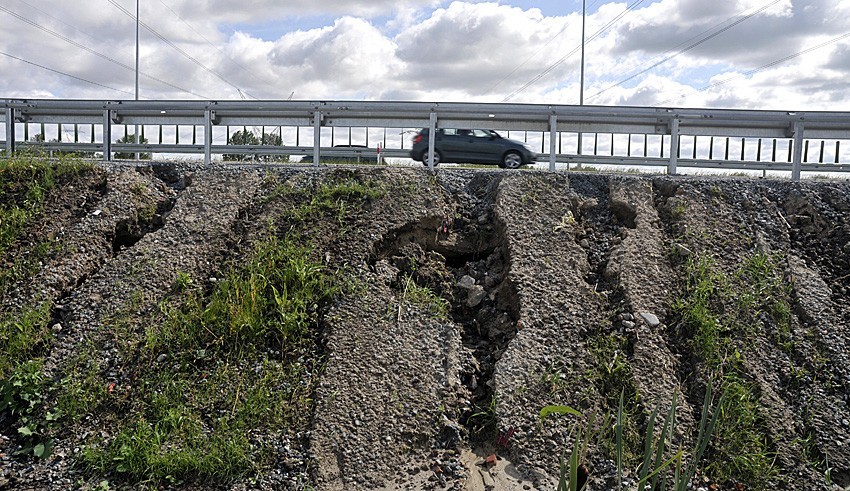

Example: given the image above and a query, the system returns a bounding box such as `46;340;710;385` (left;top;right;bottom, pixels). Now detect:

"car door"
467;129;504;164
436;129;471;163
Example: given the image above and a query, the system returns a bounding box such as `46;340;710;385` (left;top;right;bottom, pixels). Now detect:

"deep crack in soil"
2;165;850;491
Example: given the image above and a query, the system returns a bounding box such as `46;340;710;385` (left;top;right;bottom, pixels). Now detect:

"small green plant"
0;301;53;378
672;252;786;486
671;201;688;219
467;395;498;440
542;384;726;491
553;210;576;233
0;360;60;458
80;232;340;484
400;274;449;319
171;270;194;292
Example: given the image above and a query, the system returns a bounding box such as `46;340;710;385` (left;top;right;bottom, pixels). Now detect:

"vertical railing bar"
313;111;321;167
549;114;557;172
791;122;804;181
427;112;436;170
204;109;213;167
103;109;112;162
4;108;15;156
668;118;679;175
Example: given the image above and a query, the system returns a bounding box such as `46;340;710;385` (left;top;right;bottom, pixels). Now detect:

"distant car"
300;144;372;163
410;128;537;169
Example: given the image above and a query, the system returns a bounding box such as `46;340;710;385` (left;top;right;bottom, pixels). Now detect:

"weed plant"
672;252;791;486
0;154;91;458
542;383;724;491
81;233;339;483
400;274;449;319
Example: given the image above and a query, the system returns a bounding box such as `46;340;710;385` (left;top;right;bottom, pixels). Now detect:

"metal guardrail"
3;99;850;180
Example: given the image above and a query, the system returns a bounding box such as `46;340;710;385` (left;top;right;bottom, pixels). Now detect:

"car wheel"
422;150;441;167
501;151;522;169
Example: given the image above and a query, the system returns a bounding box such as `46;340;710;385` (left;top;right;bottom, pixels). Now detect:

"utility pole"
134;0;140;160
580;0;585;106
577;0;586;168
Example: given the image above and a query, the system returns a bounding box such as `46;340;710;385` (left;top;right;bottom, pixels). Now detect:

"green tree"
224;129;288;162
28;134;95;158
114;134;151;160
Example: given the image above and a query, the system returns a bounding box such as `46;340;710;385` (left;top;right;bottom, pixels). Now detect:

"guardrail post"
427;111;437;171
103;109;112;162
313;111;321;167
204;109;213;167
4;108;15;156
668;118;680;175
791;121;804;181
549;114;557;172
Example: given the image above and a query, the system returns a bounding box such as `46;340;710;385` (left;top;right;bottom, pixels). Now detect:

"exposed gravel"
1;163;849;491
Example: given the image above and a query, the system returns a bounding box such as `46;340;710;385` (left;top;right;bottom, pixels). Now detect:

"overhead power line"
0;50;134;96
108;0;254;98
587;0;781;102
156;0;278;91
654;30;850;107
0;5;208;98
486;0;608;95
503;0;648;102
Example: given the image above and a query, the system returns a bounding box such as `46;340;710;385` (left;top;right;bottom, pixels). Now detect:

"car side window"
470;129;489;138
443;129;458;136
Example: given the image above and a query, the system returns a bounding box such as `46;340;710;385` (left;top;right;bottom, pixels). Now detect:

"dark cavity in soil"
370;178;520;446
111;166;185;252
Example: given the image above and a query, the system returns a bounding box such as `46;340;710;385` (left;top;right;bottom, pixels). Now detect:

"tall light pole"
580;0;585;106
134;0;140;159
577;0;586;167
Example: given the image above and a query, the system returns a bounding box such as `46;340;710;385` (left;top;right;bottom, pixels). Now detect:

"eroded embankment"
2;164;850;491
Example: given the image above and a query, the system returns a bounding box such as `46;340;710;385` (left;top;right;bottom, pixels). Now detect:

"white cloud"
1;0;850;110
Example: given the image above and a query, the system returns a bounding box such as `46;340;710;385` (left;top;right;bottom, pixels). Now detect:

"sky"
1;0;849;111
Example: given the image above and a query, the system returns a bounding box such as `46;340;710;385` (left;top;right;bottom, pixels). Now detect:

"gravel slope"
1;164;849;491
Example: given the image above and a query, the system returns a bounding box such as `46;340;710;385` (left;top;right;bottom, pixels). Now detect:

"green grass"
0;154;93;460
79;232;339;483
583;332;642;466
0;302;53;378
400;274;449;319
270;176;385;225
0;154;92;256
672;252;792;487
0;155;92;302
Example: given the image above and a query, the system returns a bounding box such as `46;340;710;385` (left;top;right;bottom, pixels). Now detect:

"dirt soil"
1;163;850;491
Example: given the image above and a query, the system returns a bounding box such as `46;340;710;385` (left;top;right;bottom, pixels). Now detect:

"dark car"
409;128;537;169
